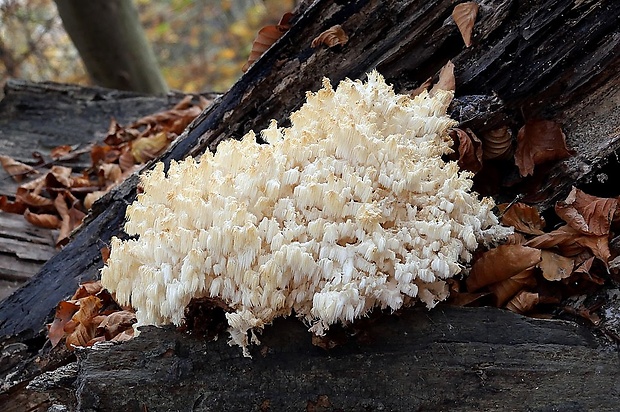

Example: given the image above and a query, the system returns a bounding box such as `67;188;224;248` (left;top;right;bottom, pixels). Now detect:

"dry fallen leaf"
449;128;483;173
311;25;349;48
498;202;545;235
242;12;294;72
467;244;542;292
48;300;79;348
0;155;38;182
0;195;26;214
97;311;136;340
409;77;433;98
50;145;74;160
72;280;104;300
488;268;537;306
555;186;617;236
480;126;512;160
452;1;479;47
131;132;170;163
24;208;61;229
526;224;610;264
430;60;455;95
514;119;572;177
506;291;539;314
539;250;574;281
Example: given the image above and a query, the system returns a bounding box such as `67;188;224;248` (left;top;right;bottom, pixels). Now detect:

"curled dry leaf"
498;202;545;235
449;128;483;173
526;224;610;263
97;311;137;340
50;145;73;160
514;119;572;177
72;280;103;300
311;25;349;48
539;250;574;281
555;186;617;236
242;12;294;72
15;187;54;210
0;155;38;182
430;60;455;95
65;295;103;349
84;191;107;210
409;77;433;98
480;126;512;160
131;132;170;163
506;291;539;314
452;1;479;47
488;268;536;306
0;195;26;214
24;209;61;229
48;300;79;348
467;244;542;292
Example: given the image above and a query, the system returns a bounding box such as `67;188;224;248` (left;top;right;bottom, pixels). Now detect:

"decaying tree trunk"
1;0;619;410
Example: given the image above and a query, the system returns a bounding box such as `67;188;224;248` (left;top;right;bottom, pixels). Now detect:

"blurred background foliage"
0;0;295;95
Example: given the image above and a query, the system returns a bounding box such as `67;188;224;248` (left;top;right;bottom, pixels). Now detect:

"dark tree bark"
1;0;619;410
54;0;168;94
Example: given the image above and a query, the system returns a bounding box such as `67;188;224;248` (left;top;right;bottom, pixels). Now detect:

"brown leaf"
506;291;539;314
48;300;79;348
0;195;26;214
488;268;537;306
555;187;617;236
539;250;574;281
452;2;479;47
409;77;433;98
525;224;610;264
0;155;38;182
311;25;349;48
467;245;542;292
24;209;61;229
55;193;71;245
50;145;73;160
498;202;545;235
450;128;483;173
72;281;104;300
131;132;170;163
65;295;103;349
430;60;455;95
15;187;54;210
101;246;110;264
110;328;135;342
84;191;107;210
97;311;137;340
480;126;512;160
99;163;123;185
514;120;572;177
242;12;293;72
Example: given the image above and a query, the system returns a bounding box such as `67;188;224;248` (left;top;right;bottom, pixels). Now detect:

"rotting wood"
1;0;618;341
0;0;619;410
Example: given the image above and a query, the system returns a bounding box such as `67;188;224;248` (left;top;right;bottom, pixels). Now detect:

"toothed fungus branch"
101;72;511;354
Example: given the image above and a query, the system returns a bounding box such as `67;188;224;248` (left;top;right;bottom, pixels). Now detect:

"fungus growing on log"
101;72;511;355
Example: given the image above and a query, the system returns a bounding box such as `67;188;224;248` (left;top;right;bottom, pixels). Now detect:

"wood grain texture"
74;307;619;412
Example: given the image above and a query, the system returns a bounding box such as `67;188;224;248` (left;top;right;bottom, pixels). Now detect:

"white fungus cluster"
101;71;510;354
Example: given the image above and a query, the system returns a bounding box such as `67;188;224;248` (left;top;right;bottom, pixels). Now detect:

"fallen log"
0;0;619;410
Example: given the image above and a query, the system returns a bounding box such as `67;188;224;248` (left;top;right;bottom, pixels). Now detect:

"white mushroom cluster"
101;71;510;354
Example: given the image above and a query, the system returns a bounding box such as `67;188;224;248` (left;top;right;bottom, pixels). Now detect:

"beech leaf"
131;132;170;163
526;225;610;264
311;25;349;48
555;186;617;236
506;291;539;314
480;126;512;160
498;202;545;235
24;209;61;229
488;268;537;306
0;155;38;182
449;128;483;173
452;1;479;47
48;300;79;348
430;60;455;95
514;119;572;177
467;245;542;292
539;250;574;281
242;12;293;72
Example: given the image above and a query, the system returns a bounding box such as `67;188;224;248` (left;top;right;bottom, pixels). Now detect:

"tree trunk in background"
54;0;168;94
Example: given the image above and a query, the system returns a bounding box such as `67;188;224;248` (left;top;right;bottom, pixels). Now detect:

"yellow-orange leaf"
311;25;349;48
498;202;545;235
467;245;542;292
131;132;170;163
452;1;479;47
